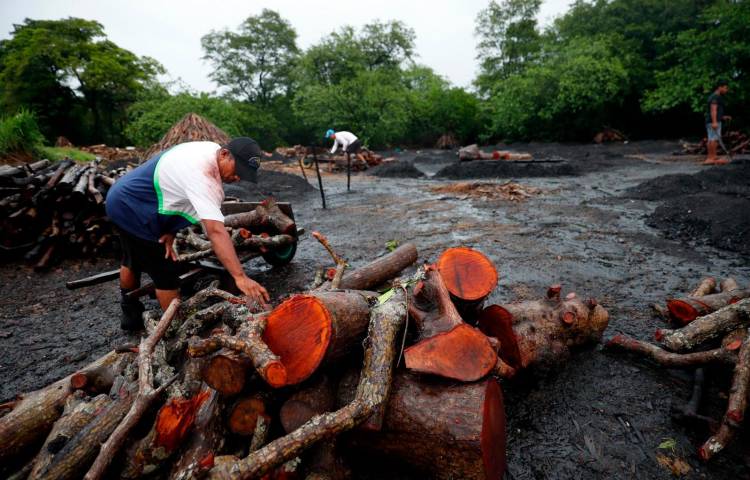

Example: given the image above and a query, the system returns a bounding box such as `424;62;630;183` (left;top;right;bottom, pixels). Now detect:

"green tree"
202;9;299;105
0;18;163;144
475;0;543;95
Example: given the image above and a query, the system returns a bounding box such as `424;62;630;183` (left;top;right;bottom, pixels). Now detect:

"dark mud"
626;161;750;255
223;169;316;203
367;160;424;178
2;142;750;479
434;159;578;179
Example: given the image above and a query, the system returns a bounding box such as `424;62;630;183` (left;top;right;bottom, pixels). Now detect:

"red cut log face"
477;305;522;368
481;378;507;480
403;324;497;381
263;295;333;385
437;247;498;302
154;389;211;452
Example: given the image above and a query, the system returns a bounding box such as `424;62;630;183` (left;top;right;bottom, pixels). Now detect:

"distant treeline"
0;0;747;150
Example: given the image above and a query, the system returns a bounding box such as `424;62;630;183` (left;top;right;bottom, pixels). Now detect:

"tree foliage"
0;18;163;145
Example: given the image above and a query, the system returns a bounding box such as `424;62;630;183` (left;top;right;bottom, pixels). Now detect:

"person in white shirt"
326;129;365;164
106;137;270;330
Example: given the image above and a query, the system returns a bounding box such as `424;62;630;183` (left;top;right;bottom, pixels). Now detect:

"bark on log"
84;299;181;480
223;199;296;235
348;373;507;480
28;393;111;480
720;278;739;293
169;389;225;480
262;290;375;386
698;328;750;461
280;376;335;434
207;288;407;480
478;287;609;371
337;243;418;291
690;277;717;297
404;266;497;381
44;160;75;190
199;348;253;396
666;289;750;326
0;350;132;467
656;298;750;352
605;334;738;367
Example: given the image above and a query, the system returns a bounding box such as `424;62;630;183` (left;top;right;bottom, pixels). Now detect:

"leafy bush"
0;109;45;158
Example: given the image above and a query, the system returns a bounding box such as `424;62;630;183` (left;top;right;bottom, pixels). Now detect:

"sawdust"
429;181;545;202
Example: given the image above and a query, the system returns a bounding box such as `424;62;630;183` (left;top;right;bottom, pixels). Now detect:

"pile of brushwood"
678;130;750;155
0;158;130;268
0;240;610;479
607;276;750;461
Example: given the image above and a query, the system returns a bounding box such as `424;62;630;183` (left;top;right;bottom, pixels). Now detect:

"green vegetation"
1;3;748;149
0;109;44;158
39;146;95;162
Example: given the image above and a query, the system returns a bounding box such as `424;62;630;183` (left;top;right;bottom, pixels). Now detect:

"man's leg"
704;140;718;164
155;289;180;311
120;265;140;291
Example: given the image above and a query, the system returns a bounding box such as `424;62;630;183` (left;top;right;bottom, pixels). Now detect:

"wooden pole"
346;152;351;192
297;156;308;181
312;146;326;209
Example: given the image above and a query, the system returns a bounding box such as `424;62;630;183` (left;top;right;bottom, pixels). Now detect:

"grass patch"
0;109;44;159
39;146;96;163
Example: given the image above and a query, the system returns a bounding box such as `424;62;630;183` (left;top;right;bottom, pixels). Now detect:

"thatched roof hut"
143;113;231;160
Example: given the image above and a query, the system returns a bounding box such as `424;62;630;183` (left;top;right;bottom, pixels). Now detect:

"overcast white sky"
0;0;572;92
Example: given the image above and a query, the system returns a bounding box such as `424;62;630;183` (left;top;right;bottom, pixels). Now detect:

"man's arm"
330;138;339;154
711;103;718;129
202;219;270;306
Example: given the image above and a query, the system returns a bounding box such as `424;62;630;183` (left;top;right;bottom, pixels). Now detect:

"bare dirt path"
1;141;748;479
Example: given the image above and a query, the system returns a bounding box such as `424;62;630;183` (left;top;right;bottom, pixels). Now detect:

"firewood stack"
606;276;750;461
679;130;750;155
0;240;611;479
0;158;130;269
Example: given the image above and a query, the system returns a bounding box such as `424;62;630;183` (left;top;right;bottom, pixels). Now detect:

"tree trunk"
337;243;418;291
0;350;133;468
404;266;497;381
656;298;750;352
262;290;375;386
666;289;750;326
477;286;609;372
348;373;506;480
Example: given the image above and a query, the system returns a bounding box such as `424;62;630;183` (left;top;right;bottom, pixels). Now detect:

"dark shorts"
345;139;362;154
117;228;182;290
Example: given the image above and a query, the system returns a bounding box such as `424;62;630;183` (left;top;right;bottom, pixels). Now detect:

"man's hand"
159;233;177;261
712;121;719;130
235;275;270;309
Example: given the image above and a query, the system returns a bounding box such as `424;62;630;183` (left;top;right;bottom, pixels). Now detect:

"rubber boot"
120;289;145;331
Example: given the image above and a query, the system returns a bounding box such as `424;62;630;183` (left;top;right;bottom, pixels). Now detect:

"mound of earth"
368;160;424;178
434;159;577;179
626;162;750;200
224;169;315;202
647;192;750;255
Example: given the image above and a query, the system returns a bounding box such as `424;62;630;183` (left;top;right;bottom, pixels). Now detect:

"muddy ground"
1;141;749;479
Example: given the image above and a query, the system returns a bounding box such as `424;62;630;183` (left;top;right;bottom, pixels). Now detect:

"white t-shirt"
155;141;225;223
330;131;358;154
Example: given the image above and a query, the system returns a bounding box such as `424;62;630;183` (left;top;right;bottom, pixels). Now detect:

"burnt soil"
2;142;750;479
367;160;424;178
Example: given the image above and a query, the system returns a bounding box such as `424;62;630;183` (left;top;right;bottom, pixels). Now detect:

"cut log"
348;373;506;480
690;277;717;297
656;298;750;352
698;328;750;461
207;288;407;480
262;290;375;386
605;334;737;367
200;349;252;396
404;266;497;381
478;287;609;371
0;350;133;468
223;199;296;235
280;376;335;434
436;247;498;303
169;389;225;480
228;394;270;436
666;288;750;326
720;277;739;293
28;392;111;480
337;243;418;291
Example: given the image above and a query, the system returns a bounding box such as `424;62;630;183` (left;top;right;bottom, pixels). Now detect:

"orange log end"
70;372;88;390
229;397;267;436
654;329;665;342
263;295;333;385
726;340;743;351
666;299;699;325
262;361;288;388
547;284;562;300
404;323;497;381
436;247;498;302
478;305;522;369
562;311;576;325
155;389;210;452
204;354;249;396
481;378;507;479
239;228;252;239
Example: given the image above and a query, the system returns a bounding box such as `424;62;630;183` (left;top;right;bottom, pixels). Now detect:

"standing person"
704;79;731;165
105;137;270;330
326;129;365;164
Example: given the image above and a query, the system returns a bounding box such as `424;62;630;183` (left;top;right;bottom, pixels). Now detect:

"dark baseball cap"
227;137;261;183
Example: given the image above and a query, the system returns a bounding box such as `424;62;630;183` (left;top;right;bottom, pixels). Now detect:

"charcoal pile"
0;158;128;269
678;130;750;155
607;276;750;461
0;240;610;479
367;160;423;178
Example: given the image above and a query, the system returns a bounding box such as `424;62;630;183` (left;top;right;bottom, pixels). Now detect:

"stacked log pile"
79;144;145;163
678;130;750;155
0;158;130;269
0;240;610;479
606;277;750;461
458;144;533;162
274;145;384;171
